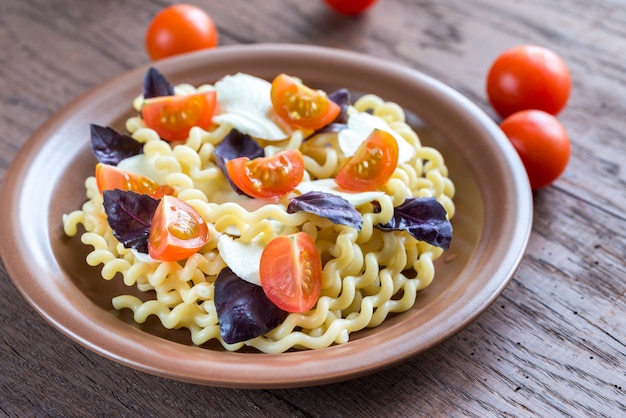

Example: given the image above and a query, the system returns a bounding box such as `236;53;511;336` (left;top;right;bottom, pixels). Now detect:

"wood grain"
1;0;624;416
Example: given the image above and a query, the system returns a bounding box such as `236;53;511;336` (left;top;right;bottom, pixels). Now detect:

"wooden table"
1;0;624;416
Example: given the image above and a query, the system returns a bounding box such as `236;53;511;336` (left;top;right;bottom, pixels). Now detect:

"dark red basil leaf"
90;124;143;166
377;197;452;250
214;129;264;195
143;67;174;99
328;88;350;124
102;189;160;253
214;267;288;344
312;122;348;136
288;191;363;231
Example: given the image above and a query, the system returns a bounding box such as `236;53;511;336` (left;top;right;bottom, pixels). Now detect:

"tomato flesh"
95;163;174;198
145;4;218;61
271;74;340;130
225;149;305;199
259;232;322;313
486;45;571;118
499;109;570;190
335;129;399;191
148;196;209;261
141;90;217;142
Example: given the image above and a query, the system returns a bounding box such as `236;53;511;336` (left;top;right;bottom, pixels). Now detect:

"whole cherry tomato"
323;0;378;15
145;4;218;61
486;45;571;119
499;109;570;190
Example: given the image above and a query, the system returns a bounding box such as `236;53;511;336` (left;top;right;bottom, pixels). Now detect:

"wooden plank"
0;0;624;416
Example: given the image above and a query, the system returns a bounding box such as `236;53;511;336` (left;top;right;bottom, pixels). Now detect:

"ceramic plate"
0;44;532;388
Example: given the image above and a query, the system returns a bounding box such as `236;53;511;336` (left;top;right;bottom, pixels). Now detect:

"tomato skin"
259;232;323;313
148;195;210;261
486;45;571;119
225;150;305;199
323;0;377;15
335;129;399;191
95;163;174;198
499;109;570;190
141;90;217;142
271;74;341;130
145;4;218;61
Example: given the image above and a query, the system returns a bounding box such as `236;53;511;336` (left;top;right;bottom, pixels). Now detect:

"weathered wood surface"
1;0;624;416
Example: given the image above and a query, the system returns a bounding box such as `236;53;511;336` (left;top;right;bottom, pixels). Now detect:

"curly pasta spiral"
63;81;454;353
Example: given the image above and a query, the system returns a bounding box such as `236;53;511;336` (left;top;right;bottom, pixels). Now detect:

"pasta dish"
63;69;455;353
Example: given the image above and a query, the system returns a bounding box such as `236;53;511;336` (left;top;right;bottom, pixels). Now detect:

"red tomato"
486;45;571;119
259;232;322;313
335;129;399;191
499;109;570;190
270;74;341;130
141;90;217;142
323;0;377;15
225;150;305;199
145;4;218;61
148;195;209;261
95;163;174;198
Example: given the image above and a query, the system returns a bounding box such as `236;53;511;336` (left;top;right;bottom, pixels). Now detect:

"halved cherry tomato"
225;149;305;199
486;45;571;119
334;129;399;191
323;0;378;15
259;232;322;313
95;163;174;198
145;4;218;61
499;109;570;190
141;90;217;142
270;74;340;130
148;195;209;261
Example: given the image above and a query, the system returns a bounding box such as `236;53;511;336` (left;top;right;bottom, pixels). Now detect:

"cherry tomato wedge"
323;0;378;15
334;129;399;191
499;109;570;190
95;163;174;198
259;232;322;313
148;195;209;262
141;90;217;142
270;74;341;130
225;149;305;199
486;45;571;119
145;4;218;61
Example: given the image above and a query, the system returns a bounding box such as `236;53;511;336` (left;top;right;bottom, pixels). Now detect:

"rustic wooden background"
1;0;624;416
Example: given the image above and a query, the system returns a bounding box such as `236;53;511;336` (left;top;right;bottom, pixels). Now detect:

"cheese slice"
217;235;263;286
213;73;288;141
117;154;170;185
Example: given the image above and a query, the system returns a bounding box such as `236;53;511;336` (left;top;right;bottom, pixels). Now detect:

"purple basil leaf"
90;124;144;166
328;88;350;124
313;122;348;135
103;189;160;253
143;67;175;99
214;267;288;344
288;191;362;232
214;129;264;195
377;197;452;250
